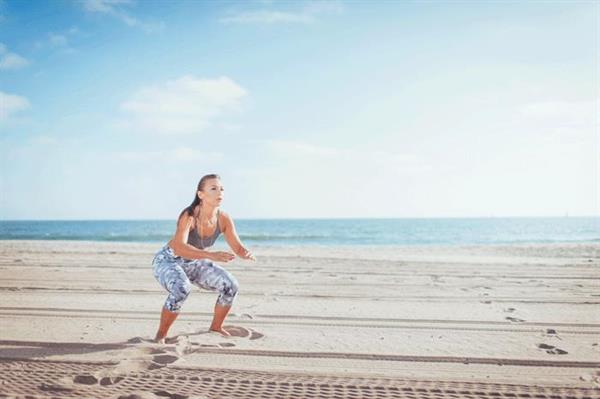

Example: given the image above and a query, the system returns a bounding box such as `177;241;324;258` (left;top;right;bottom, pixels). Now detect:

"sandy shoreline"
0;239;599;398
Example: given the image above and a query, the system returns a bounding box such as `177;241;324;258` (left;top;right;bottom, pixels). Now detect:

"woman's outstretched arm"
221;211;256;261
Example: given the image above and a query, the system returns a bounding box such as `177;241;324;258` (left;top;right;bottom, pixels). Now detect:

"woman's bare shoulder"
218;209;233;230
177;207;196;228
171;209;195;249
219;209;233;220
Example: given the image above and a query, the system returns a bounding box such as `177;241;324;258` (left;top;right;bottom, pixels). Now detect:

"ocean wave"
238;233;332;241
1;218;598;246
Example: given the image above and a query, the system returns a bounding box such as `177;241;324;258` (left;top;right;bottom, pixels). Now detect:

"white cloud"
115;147;223;163
120;75;247;135
221;11;314;24
229;139;431;218
28;135;58;145
516;98;598;146
33;28;79;53
519;99;598;127
48;33;68;47
303;0;344;15
0;91;30;121
80;0;164;33
0;43;29;70
220;0;343;25
263;139;428;174
82;0;132;13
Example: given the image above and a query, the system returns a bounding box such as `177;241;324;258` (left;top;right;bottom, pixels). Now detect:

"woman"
152;174;255;343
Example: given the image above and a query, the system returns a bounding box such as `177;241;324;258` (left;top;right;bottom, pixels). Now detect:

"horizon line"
1;215;599;222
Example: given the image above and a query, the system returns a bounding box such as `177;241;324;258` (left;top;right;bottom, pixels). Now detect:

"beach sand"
0;239;598;398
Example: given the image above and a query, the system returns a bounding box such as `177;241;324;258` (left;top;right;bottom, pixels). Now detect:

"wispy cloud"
28;135;58;146
263;139;429;174
48;33;68;47
0;91;30;121
82;0;130;13
220;0;343;25
80;0;164;33
233;139;432;217
0;43;29;70
221;10;314;24
81;0;136;24
115;147;223;163
34;27;79;53
519;99;597;128
120;75;247;135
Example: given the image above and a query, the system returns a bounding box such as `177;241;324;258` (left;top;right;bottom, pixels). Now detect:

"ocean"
0;217;598;247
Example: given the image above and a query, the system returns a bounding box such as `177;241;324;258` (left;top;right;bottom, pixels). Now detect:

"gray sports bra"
187;210;221;249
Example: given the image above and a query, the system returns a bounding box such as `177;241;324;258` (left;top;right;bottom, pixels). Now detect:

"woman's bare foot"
154;334;166;344
209;327;231;337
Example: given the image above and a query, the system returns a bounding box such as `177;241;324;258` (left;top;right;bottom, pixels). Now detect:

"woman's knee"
217;275;239;306
171;279;192;301
165;279;192;312
226;275;239;296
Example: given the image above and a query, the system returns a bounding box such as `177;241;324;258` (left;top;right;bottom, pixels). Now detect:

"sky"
0;0;598;220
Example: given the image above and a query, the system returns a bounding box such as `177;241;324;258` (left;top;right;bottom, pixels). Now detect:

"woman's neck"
196;204;219;220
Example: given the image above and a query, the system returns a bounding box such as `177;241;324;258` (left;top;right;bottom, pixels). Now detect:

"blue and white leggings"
152;244;239;312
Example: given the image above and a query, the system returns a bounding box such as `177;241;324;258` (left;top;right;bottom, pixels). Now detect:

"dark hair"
178;174;221;220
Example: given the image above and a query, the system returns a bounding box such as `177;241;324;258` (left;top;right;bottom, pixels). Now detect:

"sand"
0;239;598;398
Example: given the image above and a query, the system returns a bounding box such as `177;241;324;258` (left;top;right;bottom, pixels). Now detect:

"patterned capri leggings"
152;244;239;312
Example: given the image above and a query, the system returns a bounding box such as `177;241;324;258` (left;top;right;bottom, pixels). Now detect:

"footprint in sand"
579;371;600;387
100;376;125;386
117;394;159;399
118;393;189;399
199;326;265;345
152;354;179;364
195;343;220;348
73;373;125;387
39;376;76;393
127;337;151;344
127;336;183;347
73;374;98;385
124;326;264;363
505;316;525;323
543;328;561;339
153;389;190;399
537;343;568;355
193;341;235;348
223;326;264;340
112;358;167;372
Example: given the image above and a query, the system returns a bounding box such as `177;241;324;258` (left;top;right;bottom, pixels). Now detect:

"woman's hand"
209;251;236;263
239;248;256;261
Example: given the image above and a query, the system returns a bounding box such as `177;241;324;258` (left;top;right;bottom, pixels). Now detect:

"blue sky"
0;0;598;220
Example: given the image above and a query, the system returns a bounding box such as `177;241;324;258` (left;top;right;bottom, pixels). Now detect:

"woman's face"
198;178;224;206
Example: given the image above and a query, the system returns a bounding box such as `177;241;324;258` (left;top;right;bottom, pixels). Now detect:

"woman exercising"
152;174;255;343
